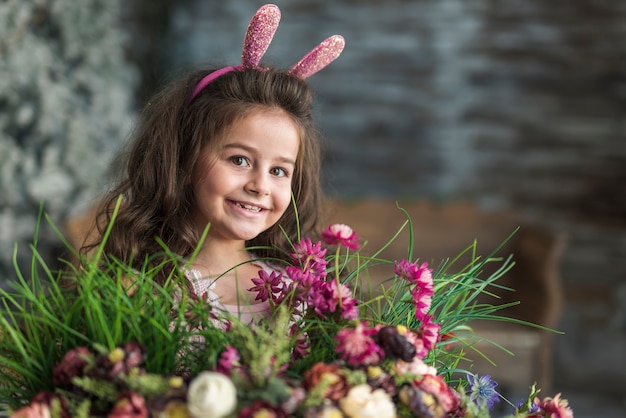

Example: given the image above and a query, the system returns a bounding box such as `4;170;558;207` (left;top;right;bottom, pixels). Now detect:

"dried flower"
392;357;437;377
338;384;396;418
52;346;92;385
303;363;349;402
334;322;384;366
321;224;360;250
375;326;416;362
302;403;343;418
10;402;51;418
108;391;148;418
417;374;461;413
10;392;69;418
187;371;237;418
238;400;287;418
535;393;573;418
399;385;446;418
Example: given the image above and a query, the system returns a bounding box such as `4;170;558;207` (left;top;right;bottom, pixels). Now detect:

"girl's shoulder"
249;256;287;275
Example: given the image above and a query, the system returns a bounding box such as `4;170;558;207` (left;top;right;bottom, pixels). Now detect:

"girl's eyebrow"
223;143;296;166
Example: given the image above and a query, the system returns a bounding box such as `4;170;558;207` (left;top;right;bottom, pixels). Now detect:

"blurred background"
1;0;624;415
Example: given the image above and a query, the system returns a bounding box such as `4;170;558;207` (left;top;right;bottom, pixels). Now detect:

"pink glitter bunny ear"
241;4;281;68
190;4;344;102
289;35;345;79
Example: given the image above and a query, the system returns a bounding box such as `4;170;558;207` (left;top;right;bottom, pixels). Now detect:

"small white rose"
393;357;437;377
339;384;396;418
187;371;237;418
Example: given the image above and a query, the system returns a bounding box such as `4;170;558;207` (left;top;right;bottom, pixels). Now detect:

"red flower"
321;224;360;249
52;346;92;385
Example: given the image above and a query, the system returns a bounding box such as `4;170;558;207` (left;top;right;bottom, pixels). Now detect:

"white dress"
183;258;281;324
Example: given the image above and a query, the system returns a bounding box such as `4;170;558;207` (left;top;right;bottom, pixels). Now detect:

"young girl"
83;4;344;323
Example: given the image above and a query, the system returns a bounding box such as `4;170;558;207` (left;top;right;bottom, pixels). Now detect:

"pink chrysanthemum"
535;393;574;418
394;260;432;286
402;328;428;360
308;280;358;320
291;238;328;279
335;322;384;366
419;315;441;353
321;224;360;250
396;260;434;320
411;288;433;321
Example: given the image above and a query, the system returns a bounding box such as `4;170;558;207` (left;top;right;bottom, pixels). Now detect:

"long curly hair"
84;67;324;281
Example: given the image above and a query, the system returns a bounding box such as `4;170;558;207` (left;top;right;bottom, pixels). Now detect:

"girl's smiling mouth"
231;200;264;213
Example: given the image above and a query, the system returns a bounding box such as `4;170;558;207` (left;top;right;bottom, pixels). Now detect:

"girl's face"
191;109;300;244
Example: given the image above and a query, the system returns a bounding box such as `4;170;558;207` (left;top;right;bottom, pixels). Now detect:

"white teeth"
237;202;262;212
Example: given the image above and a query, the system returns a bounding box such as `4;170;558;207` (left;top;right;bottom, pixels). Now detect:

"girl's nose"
245;171;271;196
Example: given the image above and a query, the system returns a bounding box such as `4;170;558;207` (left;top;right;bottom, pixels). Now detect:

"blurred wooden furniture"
324;198;566;394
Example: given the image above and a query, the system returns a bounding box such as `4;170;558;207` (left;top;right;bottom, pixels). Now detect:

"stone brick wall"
161;0;625;400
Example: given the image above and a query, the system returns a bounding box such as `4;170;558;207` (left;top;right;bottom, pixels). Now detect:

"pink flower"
291;238;328;278
52;346;92;385
418;315;441;353
248;269;283;302
108;391;147;418
329;280;359;320
415;374;460;413
321;224;360;250
394;260;432;286
335;322;384;366
395;260;434;320
308;280;358;320
10;402;51;418
535;393;574;418
217;345;240;374
11;392;69;418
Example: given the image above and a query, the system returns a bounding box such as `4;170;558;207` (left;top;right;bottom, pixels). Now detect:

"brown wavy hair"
84;67;324;281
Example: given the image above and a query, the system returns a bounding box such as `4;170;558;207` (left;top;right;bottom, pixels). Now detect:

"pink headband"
189;4;345;102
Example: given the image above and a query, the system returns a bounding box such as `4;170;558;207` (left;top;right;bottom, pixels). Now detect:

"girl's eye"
230;156;249;167
271;167;288;178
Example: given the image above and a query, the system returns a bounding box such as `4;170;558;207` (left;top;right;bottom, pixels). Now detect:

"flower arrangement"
0;207;573;417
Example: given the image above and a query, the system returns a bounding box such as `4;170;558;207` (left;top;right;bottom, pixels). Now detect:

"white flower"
339;384;396;418
187;371;237;418
393;357;438;377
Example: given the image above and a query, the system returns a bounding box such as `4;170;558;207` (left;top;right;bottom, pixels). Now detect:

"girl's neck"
191;238;251;276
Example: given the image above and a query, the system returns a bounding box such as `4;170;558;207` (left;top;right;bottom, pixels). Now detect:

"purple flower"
248;269;283;302
321;224;360;250
467;374;500;410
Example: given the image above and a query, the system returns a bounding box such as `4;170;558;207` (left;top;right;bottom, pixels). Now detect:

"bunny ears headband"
189;3;345;102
